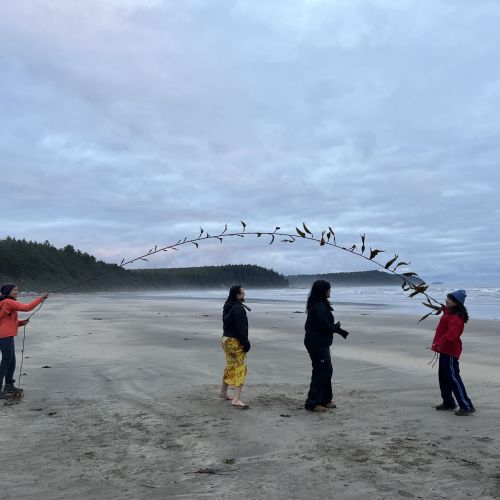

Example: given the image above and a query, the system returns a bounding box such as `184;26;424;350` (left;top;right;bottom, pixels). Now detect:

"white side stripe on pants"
450;356;471;410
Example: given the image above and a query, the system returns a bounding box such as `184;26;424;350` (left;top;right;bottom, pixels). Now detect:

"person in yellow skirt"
219;285;251;408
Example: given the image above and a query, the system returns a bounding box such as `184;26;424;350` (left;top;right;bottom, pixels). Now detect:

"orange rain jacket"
0;297;44;339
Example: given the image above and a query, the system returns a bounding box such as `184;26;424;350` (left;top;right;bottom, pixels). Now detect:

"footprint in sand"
398;490;415;498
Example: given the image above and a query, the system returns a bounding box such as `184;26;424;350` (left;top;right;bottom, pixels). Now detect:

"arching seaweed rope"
7;222;443;403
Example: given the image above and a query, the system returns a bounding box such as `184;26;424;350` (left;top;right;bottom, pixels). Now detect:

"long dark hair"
225;285;243;306
447;294;469;323
306;280;332;311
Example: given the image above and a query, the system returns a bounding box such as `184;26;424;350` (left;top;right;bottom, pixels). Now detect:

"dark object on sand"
2;388;24;403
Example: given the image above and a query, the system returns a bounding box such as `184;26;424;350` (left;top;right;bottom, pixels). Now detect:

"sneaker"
455;408;476;416
436;403;457;411
3;383;23;394
309;405;330;412
0;391;8;400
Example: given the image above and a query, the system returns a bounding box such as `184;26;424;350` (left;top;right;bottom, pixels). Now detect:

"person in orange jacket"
0;283;48;398
431;290;475;416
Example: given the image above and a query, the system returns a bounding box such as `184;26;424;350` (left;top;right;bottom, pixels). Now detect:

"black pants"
438;353;474;411
305;343;333;409
0;336;16;388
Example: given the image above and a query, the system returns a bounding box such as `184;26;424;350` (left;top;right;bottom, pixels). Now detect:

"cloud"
1;0;499;283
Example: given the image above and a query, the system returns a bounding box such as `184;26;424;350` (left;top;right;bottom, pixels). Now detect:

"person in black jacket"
219;285;251;408
304;280;349;412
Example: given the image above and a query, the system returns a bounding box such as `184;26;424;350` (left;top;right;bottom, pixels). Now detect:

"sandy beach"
1;293;499;500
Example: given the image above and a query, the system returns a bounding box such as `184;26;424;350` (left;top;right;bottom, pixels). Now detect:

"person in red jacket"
0;283;48;398
431;289;475;416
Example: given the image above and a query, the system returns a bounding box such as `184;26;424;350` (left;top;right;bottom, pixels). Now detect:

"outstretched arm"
5;294;48;313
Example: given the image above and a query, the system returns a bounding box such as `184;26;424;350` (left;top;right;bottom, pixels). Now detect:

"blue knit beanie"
449;289;467;305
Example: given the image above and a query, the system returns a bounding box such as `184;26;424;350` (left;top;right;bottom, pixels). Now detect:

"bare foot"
232;399;249;408
219;393;232;400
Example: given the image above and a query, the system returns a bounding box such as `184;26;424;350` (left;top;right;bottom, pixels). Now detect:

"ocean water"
103;285;500;320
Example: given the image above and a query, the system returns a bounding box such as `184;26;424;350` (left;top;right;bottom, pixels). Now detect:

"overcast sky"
1;0;499;284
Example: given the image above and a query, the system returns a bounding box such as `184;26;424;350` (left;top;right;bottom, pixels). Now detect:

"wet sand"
1;294;499;499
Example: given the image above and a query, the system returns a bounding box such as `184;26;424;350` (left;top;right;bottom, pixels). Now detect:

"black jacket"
222;300;250;352
304;301;349;347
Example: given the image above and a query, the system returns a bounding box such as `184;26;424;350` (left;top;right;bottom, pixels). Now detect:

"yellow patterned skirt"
221;336;247;387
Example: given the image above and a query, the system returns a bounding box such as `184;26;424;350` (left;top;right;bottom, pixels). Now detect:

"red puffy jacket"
0;297;44;339
431;308;465;359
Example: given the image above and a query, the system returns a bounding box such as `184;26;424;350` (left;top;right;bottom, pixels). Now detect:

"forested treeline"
0;237;288;291
287;270;423;287
130;265;288;289
0;237;415;293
